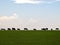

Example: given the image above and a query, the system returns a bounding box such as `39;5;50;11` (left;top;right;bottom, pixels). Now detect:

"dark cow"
8;28;11;30
56;28;59;30
12;28;16;30
51;28;53;31
17;28;20;30
24;28;28;31
33;28;37;31
41;28;46;31
46;28;48;30
1;28;6;31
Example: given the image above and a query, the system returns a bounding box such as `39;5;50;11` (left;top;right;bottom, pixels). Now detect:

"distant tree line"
0;28;60;31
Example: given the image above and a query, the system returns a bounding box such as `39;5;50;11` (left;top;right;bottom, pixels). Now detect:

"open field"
0;30;60;45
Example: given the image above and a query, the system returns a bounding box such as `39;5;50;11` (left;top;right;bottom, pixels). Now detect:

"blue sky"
0;0;60;30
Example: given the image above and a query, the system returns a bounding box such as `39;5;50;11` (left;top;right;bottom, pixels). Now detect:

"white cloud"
0;13;18;20
12;0;60;4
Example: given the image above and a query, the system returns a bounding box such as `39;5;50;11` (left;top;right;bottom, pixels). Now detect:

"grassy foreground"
0;30;60;45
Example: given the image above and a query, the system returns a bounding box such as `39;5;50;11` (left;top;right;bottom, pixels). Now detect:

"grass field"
0;30;60;45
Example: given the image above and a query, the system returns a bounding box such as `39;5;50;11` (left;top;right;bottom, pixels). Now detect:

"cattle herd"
0;28;60;31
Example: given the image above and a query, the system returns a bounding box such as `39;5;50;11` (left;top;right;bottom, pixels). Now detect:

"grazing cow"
12;28;16;30
1;28;6;31
24;28;28;31
51;28;53;31
33;28;37;31
8;28;11;30
17;28;20;30
41;28;48;31
41;28;46;31
46;28;48;30
56;28;59;30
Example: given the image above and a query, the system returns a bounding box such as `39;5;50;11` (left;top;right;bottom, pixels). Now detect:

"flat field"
0;30;60;45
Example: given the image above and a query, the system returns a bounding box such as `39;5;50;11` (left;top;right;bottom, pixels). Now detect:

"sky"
0;0;60;30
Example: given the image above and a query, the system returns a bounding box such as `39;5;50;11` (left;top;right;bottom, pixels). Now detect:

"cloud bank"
0;15;60;30
12;0;60;4
0;13;60;30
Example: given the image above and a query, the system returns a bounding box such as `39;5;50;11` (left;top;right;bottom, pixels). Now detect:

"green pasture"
0;30;60;45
